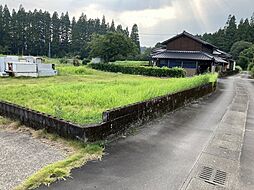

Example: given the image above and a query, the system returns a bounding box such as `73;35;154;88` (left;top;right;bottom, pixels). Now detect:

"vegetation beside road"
14;133;103;190
0;116;103;190
250;67;254;77
0;65;217;124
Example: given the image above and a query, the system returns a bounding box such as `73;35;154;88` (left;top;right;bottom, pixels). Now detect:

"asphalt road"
38;75;253;190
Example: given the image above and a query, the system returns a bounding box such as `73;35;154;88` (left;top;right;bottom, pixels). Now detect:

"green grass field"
0;65;217;124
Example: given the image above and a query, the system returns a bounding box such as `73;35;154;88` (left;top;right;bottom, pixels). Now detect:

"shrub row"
219;69;240;78
89;63;186;78
251;67;254;78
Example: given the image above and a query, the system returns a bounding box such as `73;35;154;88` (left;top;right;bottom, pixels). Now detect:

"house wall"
185;68;197;76
157;59;214;75
158;59;197;69
202;45;213;54
158;59;198;76
166;36;213;54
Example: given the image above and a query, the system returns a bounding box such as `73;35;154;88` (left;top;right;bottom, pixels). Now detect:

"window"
183;61;197;69
159;59;168;67
169;60;182;68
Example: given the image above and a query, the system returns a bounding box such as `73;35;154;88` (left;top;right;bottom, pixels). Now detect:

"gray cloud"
72;0;173;11
1;0;254;46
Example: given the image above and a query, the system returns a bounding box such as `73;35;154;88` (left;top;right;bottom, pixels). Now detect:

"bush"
73;58;80;66
235;65;242;73
59;58;68;64
251;67;254;78
89;63;186;78
237;56;249;70
248;62;254;71
82;58;91;65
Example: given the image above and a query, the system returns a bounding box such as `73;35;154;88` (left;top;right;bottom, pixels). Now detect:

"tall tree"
224;15;237;52
124;27;129;37
0;4;140;58
130;24;140;53
16;5;27;55
42;11;51;55
59;12;70;55
202;14;254;53
100;15;107;34
51;11;60;57
0;5;3;48
230;41;252;60
2;5;11;52
88;32;137;62
109;20;115;32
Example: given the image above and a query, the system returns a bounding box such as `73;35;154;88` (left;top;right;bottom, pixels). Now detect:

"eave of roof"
152;50;228;64
213;49;232;58
162;31;217;49
152;50;211;61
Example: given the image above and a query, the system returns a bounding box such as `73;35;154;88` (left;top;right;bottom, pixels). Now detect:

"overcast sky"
2;0;254;46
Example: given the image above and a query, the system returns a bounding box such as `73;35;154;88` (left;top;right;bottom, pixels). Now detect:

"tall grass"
0;66;217;124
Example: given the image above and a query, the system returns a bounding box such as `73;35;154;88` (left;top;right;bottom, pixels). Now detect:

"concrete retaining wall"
0;82;216;142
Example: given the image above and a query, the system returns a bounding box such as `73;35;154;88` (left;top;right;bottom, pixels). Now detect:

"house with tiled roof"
152;31;235;76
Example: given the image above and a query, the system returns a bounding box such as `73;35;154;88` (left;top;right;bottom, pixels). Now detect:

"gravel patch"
0;129;66;190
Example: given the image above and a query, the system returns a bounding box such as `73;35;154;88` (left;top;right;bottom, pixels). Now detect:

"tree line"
0;5;141;58
201;14;254;53
201;14;254;70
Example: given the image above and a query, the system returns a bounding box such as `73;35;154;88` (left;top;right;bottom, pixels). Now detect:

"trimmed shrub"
251;67;254;78
248;62;254;71
73;58;80;66
235;65;242;73
59;58;68;64
89;63;186;78
82;58;91;65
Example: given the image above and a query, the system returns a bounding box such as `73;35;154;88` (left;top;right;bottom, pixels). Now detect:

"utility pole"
48;42;51;58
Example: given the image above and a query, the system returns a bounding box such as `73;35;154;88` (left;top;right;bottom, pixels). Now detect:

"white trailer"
91;57;102;64
0;57;8;77
1;56;57;77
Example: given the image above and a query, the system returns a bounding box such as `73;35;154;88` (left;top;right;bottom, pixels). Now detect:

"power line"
139;33;178;36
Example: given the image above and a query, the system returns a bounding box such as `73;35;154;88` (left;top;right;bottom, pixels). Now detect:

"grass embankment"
0;66;217;124
0;116;103;190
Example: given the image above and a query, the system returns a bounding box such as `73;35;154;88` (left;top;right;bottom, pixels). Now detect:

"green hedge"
251;67;254;78
89;63;186;78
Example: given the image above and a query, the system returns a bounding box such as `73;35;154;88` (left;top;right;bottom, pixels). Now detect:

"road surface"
39;74;253;190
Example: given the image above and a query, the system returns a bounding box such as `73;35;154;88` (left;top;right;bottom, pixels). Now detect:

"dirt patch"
0;118;71;190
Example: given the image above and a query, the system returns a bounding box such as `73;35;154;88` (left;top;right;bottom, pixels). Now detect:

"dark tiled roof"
152;50;228;64
213;56;228;64
213;49;232;58
152;50;211;61
162;31;217;48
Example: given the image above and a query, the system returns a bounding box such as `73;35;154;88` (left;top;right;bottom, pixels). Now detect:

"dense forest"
0;5;140;58
201;14;254;53
201;14;254;70
200;14;254;70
